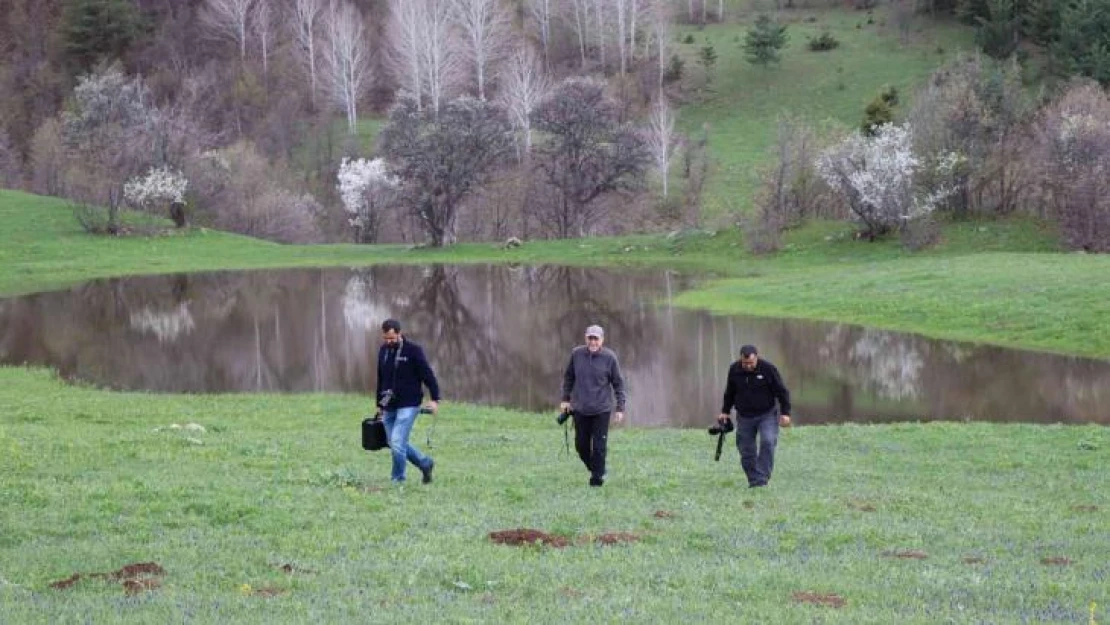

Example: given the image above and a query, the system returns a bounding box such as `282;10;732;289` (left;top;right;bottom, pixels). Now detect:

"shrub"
808;31;840;52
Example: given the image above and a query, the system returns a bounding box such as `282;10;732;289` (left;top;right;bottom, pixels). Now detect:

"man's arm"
610;353;626;413
413;344;441;402
720;364;736;415
561;351;576;402
770;364;791;415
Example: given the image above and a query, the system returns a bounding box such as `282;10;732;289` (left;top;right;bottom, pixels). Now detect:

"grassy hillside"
673;8;973;217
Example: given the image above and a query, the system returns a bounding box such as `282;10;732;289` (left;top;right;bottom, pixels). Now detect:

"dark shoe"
421;459;435;484
748;482;767;488
589;476;604;487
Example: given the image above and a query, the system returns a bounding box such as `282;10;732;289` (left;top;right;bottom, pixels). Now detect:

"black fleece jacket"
376;338;440;409
720;358;791;418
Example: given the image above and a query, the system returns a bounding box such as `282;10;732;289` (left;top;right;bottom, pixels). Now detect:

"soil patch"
848;500;876;512
1040;556;1073;566
276;563;316;575
653;510;676;519
1071;505;1098;512
251;586;287;597
585;532;641;546
883;549;928;560
50;561;165;594
962;556;986;564
489;529;569;548
792;591;846;608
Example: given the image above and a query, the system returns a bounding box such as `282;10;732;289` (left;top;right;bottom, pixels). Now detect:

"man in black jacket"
718;344;792;488
376;318;440;485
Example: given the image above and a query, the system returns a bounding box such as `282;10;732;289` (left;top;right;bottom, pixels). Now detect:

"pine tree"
1053;0;1110;86
975;0;1023;58
62;0;143;73
743;15;788;68
1023;0;1061;44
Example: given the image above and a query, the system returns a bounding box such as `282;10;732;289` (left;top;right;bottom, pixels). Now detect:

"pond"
1;265;1107;426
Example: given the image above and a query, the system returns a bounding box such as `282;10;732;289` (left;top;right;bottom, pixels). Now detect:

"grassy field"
1;367;1106;623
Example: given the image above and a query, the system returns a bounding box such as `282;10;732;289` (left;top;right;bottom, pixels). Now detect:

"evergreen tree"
1024;0;1061;44
1053;0;1110;86
743;15;788;68
975;0;1023;59
62;0;144;73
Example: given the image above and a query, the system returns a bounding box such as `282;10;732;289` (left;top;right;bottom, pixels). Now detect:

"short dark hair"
740;344;758;358
381;318;402;333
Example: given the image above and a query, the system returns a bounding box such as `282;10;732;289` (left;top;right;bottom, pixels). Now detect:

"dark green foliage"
1052;0;1110;86
808;31;841;52
664;54;685;83
861;85;900;134
699;45;718;80
973;0;1023;59
1023;0;1060;44
62;0;144;73
683;33;696;44
744;15;789;67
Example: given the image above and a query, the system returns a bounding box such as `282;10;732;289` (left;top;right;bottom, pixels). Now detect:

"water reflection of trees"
1;267;1108;425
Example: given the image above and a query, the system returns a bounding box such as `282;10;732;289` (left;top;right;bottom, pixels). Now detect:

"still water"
1;265;1107;426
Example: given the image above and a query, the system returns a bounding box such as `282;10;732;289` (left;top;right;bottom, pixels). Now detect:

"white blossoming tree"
816;123;953;240
337;157;398;243
123;165;190;227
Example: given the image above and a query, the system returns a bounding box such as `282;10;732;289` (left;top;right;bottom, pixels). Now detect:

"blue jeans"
381;406;432;482
736;409;779;486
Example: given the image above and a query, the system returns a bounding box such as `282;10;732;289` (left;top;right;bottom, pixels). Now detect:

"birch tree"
452;0;512;100
616;0;628;75
251;0;276;75
386;0;425;109
499;43;550;157
527;0;553;70
650;1;672;96
200;0;254;63
289;0;325;103
646;96;676;197
321;2;373;132
421;0;461;116
568;0;590;69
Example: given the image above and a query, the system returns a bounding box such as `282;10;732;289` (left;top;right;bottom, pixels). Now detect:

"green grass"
674;9;974;217
4;189;1110;359
1;367;1106;623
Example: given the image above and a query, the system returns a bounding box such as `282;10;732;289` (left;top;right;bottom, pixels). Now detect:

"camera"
556;409;574;425
378;389;394;409
708;418;734;435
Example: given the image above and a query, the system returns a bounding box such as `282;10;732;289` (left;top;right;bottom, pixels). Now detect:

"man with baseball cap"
560;324;626;487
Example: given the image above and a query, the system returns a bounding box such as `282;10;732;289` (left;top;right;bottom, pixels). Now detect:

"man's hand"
559;401;571;413
425;400;439;414
614;411;625;423
779;414;792;427
717;413;730;423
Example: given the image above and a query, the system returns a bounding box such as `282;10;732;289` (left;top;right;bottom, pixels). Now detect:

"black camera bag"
361;417;388;451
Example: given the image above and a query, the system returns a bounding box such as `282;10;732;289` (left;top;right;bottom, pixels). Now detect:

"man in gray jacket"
560;325;626;487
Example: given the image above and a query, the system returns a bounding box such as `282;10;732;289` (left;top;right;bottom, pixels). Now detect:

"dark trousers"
573;412;610;480
736;409;779;486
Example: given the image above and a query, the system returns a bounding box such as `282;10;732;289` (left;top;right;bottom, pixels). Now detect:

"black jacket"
720;359;791;418
376;338;440;409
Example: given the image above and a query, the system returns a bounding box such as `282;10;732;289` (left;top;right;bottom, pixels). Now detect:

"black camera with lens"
556;409;574;425
708;418;734;436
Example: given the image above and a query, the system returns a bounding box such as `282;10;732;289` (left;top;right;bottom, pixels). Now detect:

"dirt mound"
792;591;846;608
489;529;569;548
50;561;165;594
1040;556;1073;566
883;549;928;559
587;532;641;545
652;510;676;519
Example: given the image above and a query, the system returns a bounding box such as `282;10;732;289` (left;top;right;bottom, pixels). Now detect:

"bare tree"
645;96;676;197
532;77;650;238
386;0;426;109
379;96;515;246
650;0;672;96
616;0;629;75
421;0;462;116
321;2;373;133
452;0;512;100
200;0;255;63
290;0;326;103
527;0;553;70
595;0;608;71
499;43;550;157
252;0;276;76
568;0;590;69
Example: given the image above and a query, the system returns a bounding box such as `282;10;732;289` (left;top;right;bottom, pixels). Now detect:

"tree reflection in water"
1;266;1107;426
